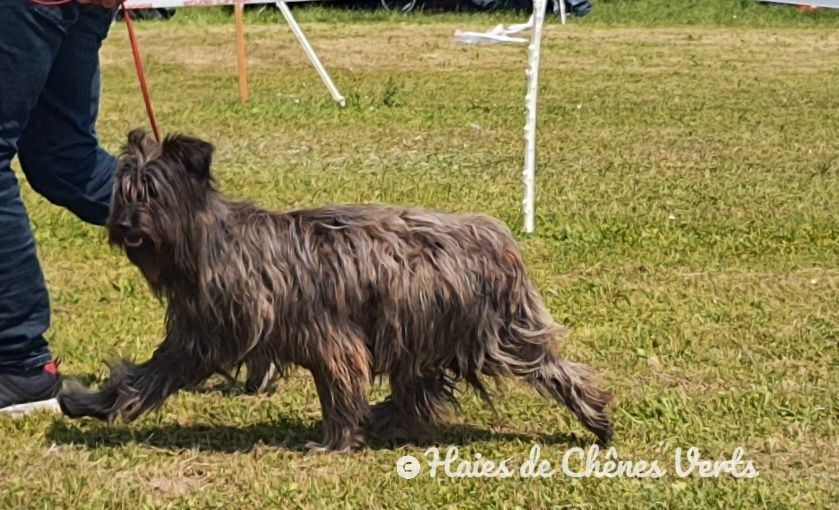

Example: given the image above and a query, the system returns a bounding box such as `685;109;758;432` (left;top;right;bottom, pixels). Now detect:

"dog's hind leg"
305;327;371;453
243;358;279;395
368;371;457;439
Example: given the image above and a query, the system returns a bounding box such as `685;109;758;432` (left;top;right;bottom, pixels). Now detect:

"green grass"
3;4;838;508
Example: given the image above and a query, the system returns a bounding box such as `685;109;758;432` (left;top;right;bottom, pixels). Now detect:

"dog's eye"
147;179;157;199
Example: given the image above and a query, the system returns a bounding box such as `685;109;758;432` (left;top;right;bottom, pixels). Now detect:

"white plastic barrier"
122;0;345;106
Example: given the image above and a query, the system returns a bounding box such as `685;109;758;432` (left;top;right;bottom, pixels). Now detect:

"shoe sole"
0;398;61;418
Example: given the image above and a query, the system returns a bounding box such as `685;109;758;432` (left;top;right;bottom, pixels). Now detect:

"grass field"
3;2;838;508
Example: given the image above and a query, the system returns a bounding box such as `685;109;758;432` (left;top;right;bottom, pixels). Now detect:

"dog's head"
108;129;216;287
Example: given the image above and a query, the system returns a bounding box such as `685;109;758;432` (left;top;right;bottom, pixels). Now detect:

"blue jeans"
0;0;116;373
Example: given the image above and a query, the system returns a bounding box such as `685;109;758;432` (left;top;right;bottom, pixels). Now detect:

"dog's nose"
116;217;132;231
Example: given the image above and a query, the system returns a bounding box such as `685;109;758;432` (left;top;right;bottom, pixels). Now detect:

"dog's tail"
482;280;614;443
524;354;613;443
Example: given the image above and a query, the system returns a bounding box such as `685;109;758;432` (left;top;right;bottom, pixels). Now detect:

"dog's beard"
126;244;163;289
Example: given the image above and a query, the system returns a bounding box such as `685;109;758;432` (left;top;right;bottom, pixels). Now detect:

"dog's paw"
305;435;364;454
305;441;349;455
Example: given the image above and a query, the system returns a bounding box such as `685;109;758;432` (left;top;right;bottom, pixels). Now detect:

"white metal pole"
559;0;567;25
276;1;346;107
523;0;547;233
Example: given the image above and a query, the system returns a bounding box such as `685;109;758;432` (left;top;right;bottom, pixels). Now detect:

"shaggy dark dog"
59;130;614;452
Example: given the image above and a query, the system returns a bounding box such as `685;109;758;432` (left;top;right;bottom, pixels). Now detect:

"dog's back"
223;201;528;358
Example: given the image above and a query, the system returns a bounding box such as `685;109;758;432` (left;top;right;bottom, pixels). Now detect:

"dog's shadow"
47;417;585;454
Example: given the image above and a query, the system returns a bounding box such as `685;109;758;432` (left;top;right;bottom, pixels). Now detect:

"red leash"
121;7;162;142
28;0;162;142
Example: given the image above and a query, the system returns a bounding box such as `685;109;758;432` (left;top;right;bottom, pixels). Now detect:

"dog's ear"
123;128;159;164
161;133;215;181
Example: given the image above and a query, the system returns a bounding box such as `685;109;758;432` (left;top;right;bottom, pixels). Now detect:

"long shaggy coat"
59;130;613;451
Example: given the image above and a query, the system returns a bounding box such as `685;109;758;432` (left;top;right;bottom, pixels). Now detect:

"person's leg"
18;4;117;226
0;1;73;377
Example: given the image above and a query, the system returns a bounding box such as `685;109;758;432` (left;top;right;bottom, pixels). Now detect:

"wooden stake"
234;3;248;104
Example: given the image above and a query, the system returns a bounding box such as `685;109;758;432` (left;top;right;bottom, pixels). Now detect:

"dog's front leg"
305;334;371;453
59;333;213;422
